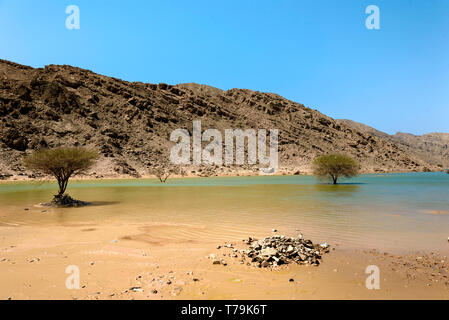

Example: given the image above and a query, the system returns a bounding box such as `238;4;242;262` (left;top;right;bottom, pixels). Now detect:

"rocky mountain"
337;119;449;169
0;59;444;180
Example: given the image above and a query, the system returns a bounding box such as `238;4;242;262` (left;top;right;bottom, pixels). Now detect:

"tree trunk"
57;176;69;197
332;177;338;185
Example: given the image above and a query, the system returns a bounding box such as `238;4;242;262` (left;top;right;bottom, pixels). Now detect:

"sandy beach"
1;215;448;300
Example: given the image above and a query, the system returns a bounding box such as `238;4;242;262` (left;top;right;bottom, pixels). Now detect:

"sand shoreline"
1;169;445;184
1;220;448;300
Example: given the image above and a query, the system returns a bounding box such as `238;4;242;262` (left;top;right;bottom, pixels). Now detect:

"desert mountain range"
0;59;447;179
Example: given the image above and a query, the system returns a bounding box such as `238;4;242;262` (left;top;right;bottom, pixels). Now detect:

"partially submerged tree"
152;166;172;183
149;160;185;183
23;147;99;204
312;154;359;185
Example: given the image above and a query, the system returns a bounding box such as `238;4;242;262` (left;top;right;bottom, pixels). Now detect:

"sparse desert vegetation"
312;154;359;185
23;147;98;206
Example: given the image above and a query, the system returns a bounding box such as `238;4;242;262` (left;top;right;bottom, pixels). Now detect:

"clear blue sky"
0;0;448;135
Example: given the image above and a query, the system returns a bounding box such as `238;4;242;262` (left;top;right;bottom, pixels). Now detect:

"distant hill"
0;59;444;179
337;119;449;169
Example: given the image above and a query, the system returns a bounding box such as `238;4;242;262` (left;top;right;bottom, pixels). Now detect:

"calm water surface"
1;172;448;253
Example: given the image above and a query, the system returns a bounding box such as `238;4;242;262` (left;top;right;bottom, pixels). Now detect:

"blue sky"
0;0;448;135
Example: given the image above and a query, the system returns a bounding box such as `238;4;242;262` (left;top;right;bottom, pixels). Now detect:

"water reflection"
311;184;361;196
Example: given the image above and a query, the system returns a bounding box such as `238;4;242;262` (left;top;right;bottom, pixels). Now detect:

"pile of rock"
241;234;330;268
45;194;91;207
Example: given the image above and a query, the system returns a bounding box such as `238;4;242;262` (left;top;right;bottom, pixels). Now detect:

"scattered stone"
89;261;94;266
320;243;329;249
171;287;182;296
217;245;222;249
152;289;158;294
272;229;278;232
193;278;199;282
110;239;118;243
130;286;143;292
289;278;294;282
166;280;172;285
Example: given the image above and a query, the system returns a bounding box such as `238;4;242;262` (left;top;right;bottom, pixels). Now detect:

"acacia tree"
149;158;185;183
312;154;359;185
23;147;99;201
152;165;172;183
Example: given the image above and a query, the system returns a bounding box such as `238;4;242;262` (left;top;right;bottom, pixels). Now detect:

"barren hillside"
0;59;443;180
338;119;449;169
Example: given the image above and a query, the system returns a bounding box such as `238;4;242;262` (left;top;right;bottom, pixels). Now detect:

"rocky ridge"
338;119;449;169
0;59;445;179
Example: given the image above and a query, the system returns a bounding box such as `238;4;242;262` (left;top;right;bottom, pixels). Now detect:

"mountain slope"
0;59;441;179
337;119;449;169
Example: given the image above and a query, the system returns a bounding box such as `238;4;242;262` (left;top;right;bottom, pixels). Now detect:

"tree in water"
23;147;99;206
312;154;359;185
149;158;185;183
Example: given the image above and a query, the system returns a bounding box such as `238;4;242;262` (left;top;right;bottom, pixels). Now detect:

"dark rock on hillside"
0;59;442;179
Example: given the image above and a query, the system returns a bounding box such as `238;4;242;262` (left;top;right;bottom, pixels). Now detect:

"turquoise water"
1;172;448;253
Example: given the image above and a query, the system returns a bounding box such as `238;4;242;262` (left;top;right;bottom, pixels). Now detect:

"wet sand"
1;219;448;300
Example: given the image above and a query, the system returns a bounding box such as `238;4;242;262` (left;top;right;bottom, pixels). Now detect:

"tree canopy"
312;154;359;184
23;147;98;197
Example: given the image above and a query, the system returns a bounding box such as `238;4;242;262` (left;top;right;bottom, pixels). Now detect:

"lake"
1;172;448;253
